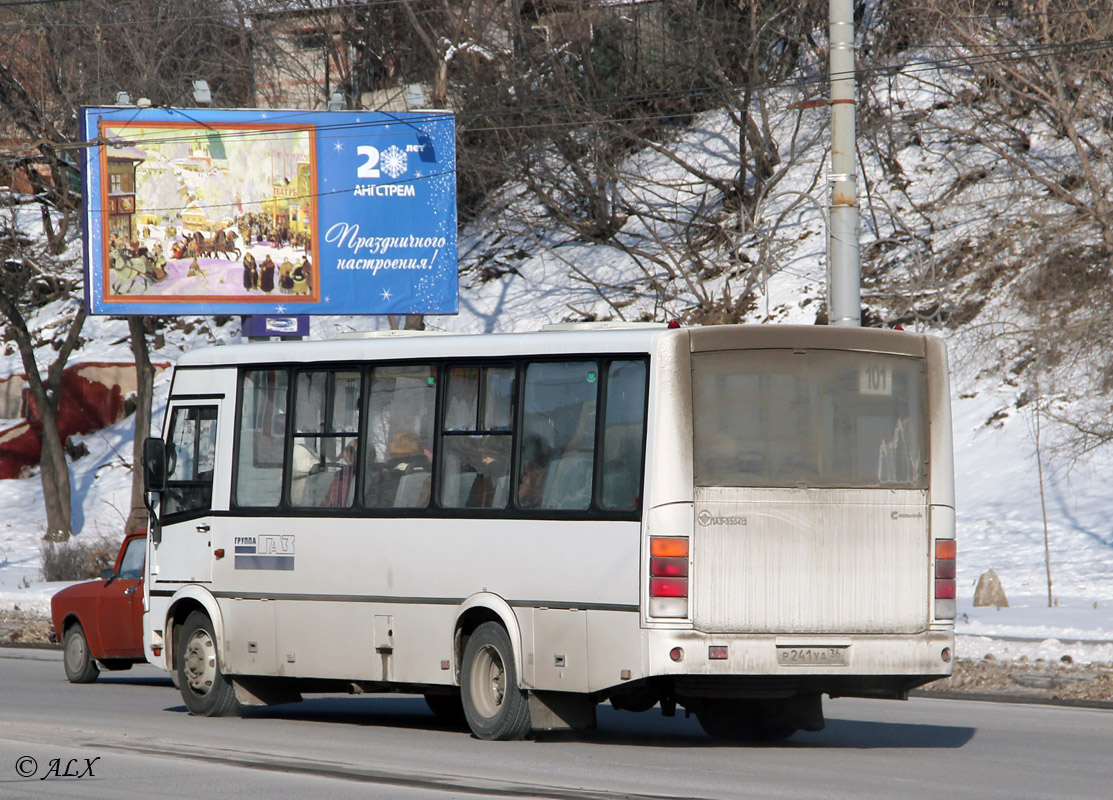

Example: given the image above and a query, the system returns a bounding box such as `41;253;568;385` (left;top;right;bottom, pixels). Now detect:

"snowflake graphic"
380;145;408;179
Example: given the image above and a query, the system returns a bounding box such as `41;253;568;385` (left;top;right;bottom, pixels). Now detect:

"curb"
0;641;60;651
912;688;1113;711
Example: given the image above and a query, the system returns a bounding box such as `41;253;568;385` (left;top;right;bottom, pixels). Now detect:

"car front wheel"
62;624;100;684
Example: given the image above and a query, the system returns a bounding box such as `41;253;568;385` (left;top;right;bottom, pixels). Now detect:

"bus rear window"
693;350;926;489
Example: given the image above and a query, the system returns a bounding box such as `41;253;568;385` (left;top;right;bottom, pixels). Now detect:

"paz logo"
698;510;747;527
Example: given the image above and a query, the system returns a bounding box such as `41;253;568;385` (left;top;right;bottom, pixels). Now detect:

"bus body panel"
205;517;640;609
926;336;956;510
691;487;930;635
200;515;640;689
644;332;693;509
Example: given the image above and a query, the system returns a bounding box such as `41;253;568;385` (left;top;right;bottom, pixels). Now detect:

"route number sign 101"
859;362;893;396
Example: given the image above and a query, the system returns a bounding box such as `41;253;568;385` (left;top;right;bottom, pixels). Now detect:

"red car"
50;531;146;683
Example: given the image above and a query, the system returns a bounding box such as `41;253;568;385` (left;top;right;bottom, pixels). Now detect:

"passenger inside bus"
370;431;430;507
290;441;320;504
517;434;552;509
323;440;359;507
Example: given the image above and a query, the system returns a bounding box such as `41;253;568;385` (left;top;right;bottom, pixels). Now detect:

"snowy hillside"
2;83;1112;663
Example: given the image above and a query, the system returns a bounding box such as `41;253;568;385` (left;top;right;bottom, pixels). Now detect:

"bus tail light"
650;557;688;578
649;577;687;597
649;537;689;618
650;537;689;558
934;539;956;619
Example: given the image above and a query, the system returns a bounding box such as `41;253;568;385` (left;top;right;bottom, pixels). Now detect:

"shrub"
40;534;121;582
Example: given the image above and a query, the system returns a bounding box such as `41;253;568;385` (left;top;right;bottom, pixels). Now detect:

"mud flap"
528;691;597;731
231;676;303;707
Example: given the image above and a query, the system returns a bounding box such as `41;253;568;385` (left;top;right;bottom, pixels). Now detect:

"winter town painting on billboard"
80;107;458;316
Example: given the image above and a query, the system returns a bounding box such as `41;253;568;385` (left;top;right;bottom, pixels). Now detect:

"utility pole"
828;0;861;327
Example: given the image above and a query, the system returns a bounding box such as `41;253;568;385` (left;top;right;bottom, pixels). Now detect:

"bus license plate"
776;646;849;666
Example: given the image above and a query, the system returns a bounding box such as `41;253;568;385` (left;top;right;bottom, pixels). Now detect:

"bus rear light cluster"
649;537;689;618
934;539;957;619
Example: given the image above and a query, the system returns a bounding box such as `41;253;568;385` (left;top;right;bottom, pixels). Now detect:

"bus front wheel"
177;611;240;717
460;622;531;740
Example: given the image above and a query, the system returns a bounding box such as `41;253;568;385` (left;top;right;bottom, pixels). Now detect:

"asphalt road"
1;647;1110;799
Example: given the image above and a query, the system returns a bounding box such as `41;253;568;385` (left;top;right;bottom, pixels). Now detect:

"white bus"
141;323;955;741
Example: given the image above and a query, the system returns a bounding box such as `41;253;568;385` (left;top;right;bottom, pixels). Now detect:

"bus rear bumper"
637;628;955;700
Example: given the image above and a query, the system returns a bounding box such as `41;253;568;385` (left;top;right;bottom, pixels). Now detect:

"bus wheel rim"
183;628;217;696
471;644;505;719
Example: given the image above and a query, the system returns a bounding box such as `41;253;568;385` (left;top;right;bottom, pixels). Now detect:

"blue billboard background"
82;107;457;316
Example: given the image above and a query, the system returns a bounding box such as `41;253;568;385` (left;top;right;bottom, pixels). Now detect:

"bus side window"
520;361;598;511
439;365;514;510
234;369;288;508
364;365;436;509
163;405;218;518
290;370;361;508
600;360;647;510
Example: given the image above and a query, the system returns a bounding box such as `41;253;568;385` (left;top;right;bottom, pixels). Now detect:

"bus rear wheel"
177;611;240;717
460;622;531;740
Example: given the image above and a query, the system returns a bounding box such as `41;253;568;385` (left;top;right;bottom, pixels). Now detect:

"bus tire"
63;624;100;684
460;622;531;740
177;611;240;717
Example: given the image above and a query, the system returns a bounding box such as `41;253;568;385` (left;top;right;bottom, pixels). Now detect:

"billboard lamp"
192;80;212;105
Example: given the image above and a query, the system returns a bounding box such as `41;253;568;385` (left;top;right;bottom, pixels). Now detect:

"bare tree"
0;218;85;540
0;0;254;537
248;0;447;110
125;316;156;534
438;1;831;322
852;0;1113;455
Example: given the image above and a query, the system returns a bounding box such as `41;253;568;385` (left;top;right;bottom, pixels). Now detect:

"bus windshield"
693;349;926;489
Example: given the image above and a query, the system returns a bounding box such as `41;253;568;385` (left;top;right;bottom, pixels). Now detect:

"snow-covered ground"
947;359;1113;663
2;90;1111;665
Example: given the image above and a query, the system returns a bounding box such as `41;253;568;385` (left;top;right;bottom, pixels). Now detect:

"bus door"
152;402;222;585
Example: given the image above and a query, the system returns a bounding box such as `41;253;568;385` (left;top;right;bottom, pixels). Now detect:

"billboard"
81;107;457;316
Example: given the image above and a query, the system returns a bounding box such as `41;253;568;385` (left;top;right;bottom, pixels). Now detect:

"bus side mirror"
143;437;167;493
